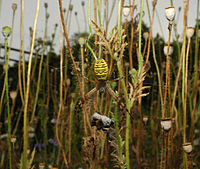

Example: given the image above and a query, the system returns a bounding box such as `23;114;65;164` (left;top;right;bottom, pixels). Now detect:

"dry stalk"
55;21;69;168
58;0;92;135
144;0;157;64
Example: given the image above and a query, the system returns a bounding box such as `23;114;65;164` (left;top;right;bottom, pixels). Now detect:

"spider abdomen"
94;59;108;80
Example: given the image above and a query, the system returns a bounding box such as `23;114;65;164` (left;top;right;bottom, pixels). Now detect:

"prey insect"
91;112;114;132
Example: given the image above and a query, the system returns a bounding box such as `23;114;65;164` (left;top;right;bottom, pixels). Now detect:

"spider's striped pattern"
93;59;108;80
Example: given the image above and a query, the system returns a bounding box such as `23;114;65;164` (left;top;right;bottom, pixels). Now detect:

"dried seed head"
81;1;85;6
182;142;193;154
165;6;175;22
10;90;17;100
11;135;17;143
2;26;12;38
186;27;195;39
27;148;30;154
143;32;149;40
122;6;131;17
143;116;148;124
38;37;43;44
12;3;17;11
48;164;53;169
163;45;173;56
44;3;48;9
75;12;77;16
78;37;85;46
160;118;172;132
39;162;45;169
69;4;73;11
125;62;129;67
29;27;33;38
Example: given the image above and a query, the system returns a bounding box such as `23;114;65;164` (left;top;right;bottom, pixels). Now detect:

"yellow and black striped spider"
75;56;127;115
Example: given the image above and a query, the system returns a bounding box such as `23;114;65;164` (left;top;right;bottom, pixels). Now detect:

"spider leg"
74;87;98;113
107;60;117;80
109;76;123;83
85;87;98;100
85;53;98;81
105;83;134;120
82;75;95;83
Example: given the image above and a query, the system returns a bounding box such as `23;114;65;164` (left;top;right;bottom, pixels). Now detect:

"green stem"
5;37;12;169
21;0;26;101
117;1;130;168
138;0;144;74
88;0;92;39
96;0;102;28
117;60;130;169
0;79;6;117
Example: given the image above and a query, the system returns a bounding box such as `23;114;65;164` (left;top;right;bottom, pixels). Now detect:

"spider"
74;56;129;116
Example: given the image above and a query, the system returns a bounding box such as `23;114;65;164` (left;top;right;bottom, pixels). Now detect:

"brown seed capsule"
12;3;17;11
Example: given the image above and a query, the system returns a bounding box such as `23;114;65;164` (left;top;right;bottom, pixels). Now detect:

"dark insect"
91;112;114;132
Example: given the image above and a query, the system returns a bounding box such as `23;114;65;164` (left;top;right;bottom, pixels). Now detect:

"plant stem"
182;1;189;168
30;7;48;123
20;0;26;101
145;0;156;65
22;0;40;168
117;1;131;168
138;0;144;74
4;37;12;169
56;20;69;168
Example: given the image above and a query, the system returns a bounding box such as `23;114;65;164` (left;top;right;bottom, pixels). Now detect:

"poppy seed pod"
48;165;53;169
11;135;17;143
122;6;131;17
12;3;17;11
182;142;193;154
44;3;48;9
81;1;85;6
78;37;85;46
69;4;73;11
39;163;45;169
2;26;12;38
10;90;17;100
163;45;173;56
143;116;148;124
143;32;149;41
160;118;172;132
165;6;175;22
186;27;195;39
27;149;30;154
